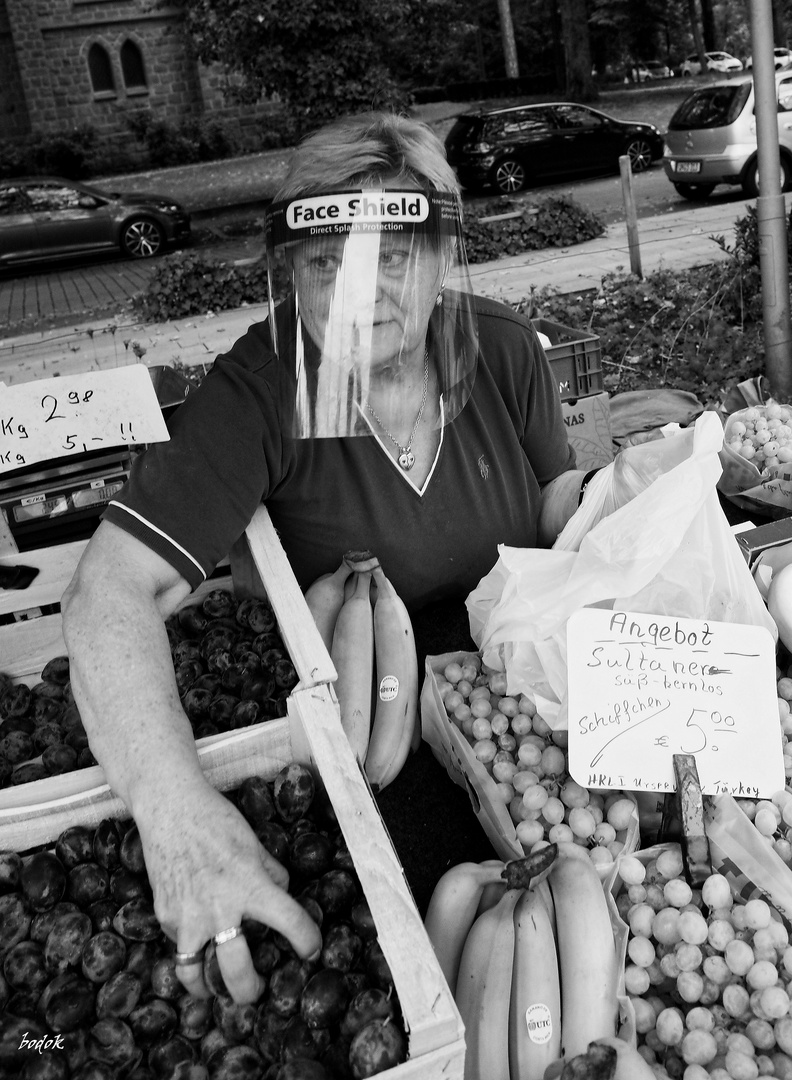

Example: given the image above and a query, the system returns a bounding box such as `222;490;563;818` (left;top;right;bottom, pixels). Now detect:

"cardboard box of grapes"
420;650;641;870
0;506;337;807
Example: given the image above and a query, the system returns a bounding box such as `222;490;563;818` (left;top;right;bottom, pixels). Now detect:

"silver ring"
212;925;244;947
174;949;204;966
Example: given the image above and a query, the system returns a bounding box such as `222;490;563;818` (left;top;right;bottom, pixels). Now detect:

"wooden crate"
0;506;466;1077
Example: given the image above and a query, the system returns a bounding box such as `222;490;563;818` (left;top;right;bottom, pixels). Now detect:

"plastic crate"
531;316;603;402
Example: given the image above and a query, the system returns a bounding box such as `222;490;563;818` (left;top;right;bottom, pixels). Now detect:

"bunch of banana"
424;843;619;1080
303;551;419;792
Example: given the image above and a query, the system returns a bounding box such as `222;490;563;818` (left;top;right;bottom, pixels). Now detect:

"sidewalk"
0;194;767;387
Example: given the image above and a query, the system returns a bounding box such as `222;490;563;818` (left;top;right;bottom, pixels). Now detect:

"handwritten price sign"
0;366;169;473
567;608;784;798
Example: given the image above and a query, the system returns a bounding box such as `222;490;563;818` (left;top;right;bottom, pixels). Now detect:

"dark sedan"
0;177;191;265
444;102;665;194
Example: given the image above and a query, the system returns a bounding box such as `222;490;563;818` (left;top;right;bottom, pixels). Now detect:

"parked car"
444;102;665;194
681;51;743;76
745;47;792;69
663;69;792;199
642;60;674;79
0;177;191;266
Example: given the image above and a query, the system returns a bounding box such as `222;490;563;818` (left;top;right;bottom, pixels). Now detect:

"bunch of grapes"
616;845;792;1080
435;654;636;867
725;404;792;472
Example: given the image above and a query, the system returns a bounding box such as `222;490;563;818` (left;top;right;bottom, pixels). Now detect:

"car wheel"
121;217;165;258
492;158;527;194
741;157;792;198
673;182;716;200
626;138;654;172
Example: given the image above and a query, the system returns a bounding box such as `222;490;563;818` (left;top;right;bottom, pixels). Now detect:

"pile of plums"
0;762;408;1079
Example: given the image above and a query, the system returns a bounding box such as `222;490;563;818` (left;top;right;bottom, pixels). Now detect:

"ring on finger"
213;925;244;947
174;949;205;966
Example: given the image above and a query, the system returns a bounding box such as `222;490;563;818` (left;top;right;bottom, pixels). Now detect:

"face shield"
264;189;479;440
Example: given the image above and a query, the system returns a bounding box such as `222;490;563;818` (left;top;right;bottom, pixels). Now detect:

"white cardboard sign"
567;608;784;799
0;365;169;473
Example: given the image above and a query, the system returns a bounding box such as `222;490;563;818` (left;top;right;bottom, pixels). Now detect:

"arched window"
88;43;115;94
120;40;147;90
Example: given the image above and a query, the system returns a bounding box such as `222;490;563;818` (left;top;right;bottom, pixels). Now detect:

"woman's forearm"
537;469;588;547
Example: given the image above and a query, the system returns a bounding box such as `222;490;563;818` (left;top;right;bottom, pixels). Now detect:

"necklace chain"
366;352;429;471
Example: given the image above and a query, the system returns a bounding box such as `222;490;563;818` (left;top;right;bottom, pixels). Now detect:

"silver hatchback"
663;71;792;199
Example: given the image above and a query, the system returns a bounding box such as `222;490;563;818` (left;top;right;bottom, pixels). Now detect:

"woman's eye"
309;254;341;272
379;250;409;269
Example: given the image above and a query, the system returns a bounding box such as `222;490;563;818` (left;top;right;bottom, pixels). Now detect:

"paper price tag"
567;608;784;798
0;365;169;473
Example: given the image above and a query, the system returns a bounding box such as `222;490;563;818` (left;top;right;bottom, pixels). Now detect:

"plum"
249;937;281;979
172;640;201;666
129;998;178;1045
95;970;142;1018
30;901;80;944
206;650;234;676
340;989;396;1038
111;867;151;905
273;765;315;824
236;776;275;829
2;683;33;718
178;994;214;1040
289;833;334;881
81;931;127;983
175;661;203;696
147;1033;198;1080
150;956;182;1001
207;694;239;732
119;824;146;875
68;862;110;907
41;656;70;685
206;1043;264;1080
273;660;298;692
313;871;357;918
0;730;34;765
87;898;118;934
11;762;49;785
0;1013;48;1068
124;941;159;991
255;822;290;865
0;851;22;892
348;1018;406;1079
33;696;63;725
231;701;262;729
43;910;93;973
182;689;213;723
0;894;29;954
273;1060;329;1080
240;671;276;703
212;994;257;1043
252;1007;289;1063
42;972;96;1032
3;939;49;995
32;722;65;752
300;968;349;1029
41;744;78;775
199;628;237;663
268;957;311;1018
20;852;67;912
17;1050;70;1078
362;941;392;993
202;590;238;620
178;605;209;636
280;1015;330;1062
113;897;161;941
93;819;123;871
319;923;361;973
349;901;377;944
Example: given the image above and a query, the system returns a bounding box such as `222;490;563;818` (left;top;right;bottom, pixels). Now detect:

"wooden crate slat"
236;505;336;690
0;540;87;616
289;685;464;1059
0;612;66;679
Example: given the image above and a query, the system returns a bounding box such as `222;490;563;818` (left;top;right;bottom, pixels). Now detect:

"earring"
436;287;445;307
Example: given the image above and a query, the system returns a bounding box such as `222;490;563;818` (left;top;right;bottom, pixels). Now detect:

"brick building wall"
0;0;276;149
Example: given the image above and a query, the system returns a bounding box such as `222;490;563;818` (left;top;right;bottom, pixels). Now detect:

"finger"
173;946;212;999
213;934;266;1005
258;843;289;890
248;874;322;961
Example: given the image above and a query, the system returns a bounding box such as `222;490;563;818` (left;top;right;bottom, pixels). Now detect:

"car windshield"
668;83;751;130
445;116;482;152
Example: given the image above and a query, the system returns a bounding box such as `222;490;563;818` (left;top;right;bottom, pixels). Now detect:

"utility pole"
496;0;519;78
750;0;792;397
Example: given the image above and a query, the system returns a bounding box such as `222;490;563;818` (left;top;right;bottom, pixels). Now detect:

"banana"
330;569;374;762
364;565;419;792
423;860;505;996
456;886;520;1080
304;561;354;652
509;885;562;1080
548;842;618;1059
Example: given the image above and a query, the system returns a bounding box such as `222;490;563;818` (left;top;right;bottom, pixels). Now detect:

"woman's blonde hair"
274;111;460;200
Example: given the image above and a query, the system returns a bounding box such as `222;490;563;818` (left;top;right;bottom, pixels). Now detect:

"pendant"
398;449;415;470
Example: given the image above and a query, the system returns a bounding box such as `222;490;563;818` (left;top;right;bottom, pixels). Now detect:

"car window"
779;78;792;111
24;185;85;212
553;105;603;130
0;187;30;215
669;84;751;130
487;110;550;138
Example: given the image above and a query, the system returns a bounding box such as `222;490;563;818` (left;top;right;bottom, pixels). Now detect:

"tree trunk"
495;0;519;78
700;0;717;51
687;0;707;69
773;0;786;46
557;0;596;101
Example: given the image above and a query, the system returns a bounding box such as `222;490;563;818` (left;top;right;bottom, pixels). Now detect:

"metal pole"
619;155;643;278
750;0;792;397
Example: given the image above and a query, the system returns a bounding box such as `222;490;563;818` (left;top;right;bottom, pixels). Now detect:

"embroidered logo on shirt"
478;455;490;480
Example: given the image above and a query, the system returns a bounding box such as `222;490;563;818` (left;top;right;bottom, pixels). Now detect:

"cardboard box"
561;391;614;471
734;516;792;568
0;507;466;1078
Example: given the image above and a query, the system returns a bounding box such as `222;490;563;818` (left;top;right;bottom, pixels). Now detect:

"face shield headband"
264;189;479;440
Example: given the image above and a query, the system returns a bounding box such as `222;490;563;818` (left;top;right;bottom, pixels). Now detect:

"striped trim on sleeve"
103;501;207;591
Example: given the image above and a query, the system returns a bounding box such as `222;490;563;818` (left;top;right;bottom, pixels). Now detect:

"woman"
62;111;592;1006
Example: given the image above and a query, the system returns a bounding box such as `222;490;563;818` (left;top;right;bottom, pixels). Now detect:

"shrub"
463;195;605;263
125;112;238;168
0;125;104;180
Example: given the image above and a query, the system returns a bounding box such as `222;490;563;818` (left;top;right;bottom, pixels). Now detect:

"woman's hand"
544;1037;658;1080
136;777;322;1004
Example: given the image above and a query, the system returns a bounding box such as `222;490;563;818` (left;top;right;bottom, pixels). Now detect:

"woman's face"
290;228;444;372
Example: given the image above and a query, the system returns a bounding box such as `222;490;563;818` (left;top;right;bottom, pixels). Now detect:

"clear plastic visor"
265;189;478;439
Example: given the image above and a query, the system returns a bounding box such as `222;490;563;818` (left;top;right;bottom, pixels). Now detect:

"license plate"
673;160;701;174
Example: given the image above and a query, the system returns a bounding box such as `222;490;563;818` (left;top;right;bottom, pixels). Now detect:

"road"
1;163;753;336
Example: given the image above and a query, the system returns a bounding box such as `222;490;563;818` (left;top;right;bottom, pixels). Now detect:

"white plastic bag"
466;413;777;718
